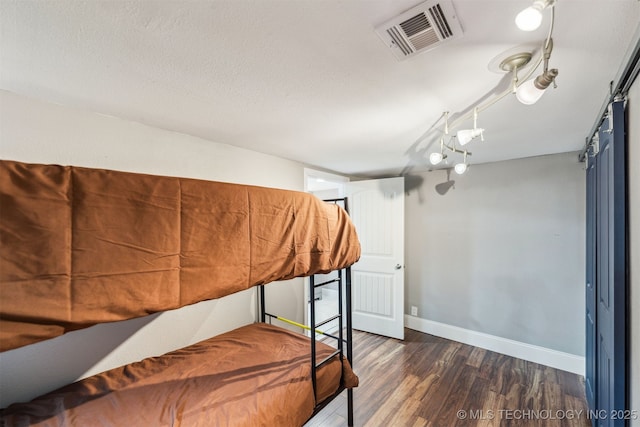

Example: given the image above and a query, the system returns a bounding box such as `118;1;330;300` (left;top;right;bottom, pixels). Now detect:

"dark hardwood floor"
305;328;590;427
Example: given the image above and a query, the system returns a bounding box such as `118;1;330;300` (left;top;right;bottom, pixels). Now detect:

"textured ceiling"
1;0;639;177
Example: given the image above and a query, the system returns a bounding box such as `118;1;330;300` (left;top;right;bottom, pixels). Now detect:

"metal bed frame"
258;197;355;426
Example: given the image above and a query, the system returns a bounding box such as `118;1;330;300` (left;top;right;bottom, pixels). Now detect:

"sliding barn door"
585;153;597;412
586;100;627;427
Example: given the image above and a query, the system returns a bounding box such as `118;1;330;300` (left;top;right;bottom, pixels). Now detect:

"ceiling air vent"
375;0;463;61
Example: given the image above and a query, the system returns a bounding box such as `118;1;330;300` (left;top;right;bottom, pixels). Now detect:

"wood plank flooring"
305;328;590;427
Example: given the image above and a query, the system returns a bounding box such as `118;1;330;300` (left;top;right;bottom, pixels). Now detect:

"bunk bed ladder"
308;197;354;426
259;270;354;424
308;268;354;425
260;197;355;426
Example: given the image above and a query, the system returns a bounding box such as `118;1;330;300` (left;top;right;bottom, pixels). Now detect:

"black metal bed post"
259;285;266;323
309;274;317;400
346;265;354;426
342;197;355;427
337;269;344;356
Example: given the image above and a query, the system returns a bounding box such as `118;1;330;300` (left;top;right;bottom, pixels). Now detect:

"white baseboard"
404;315;585;376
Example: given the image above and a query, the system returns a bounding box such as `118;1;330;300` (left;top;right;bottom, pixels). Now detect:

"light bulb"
516;78;546;105
516;68;558;105
429;152;444;165
457;128;484;146
454;163;467;175
515;5;543;31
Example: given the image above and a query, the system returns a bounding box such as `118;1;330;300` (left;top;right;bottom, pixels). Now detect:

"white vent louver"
375;0;463;61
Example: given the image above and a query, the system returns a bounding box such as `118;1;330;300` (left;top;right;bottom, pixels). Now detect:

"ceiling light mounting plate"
499;52;533;72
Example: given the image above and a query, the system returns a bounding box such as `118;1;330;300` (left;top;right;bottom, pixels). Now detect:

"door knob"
395;264;402;270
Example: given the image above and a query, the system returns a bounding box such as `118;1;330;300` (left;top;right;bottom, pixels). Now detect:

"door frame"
345;177;405;340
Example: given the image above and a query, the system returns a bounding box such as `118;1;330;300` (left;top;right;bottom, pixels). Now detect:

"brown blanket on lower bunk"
0;323;358;427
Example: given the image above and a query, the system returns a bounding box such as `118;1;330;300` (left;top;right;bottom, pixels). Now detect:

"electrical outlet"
410;305;418;316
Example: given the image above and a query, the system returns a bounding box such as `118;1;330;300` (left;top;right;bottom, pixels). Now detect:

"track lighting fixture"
456;108;484;146
456;129;483;146
515;0;555;31
516;68;558;104
429;150;446;165
515;39;558;105
499;52;533;92
426;1;559;176
454;163;467;174
430;113;450;165
429;112;472;170
454;151;469;175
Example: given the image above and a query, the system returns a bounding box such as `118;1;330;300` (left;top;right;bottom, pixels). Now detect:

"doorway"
304;168;349;336
304;169;406;340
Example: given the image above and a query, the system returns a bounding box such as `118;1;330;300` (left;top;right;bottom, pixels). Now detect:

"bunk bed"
0;160;361;426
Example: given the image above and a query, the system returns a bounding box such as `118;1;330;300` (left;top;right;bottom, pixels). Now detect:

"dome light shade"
516;68;558;105
454;163;468;175
515;78;545;104
457;128;484;146
429;152;444;165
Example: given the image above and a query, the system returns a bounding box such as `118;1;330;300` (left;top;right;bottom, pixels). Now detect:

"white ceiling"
1;0;639;177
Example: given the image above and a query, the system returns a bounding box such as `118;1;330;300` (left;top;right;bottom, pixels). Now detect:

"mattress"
0;323;358;427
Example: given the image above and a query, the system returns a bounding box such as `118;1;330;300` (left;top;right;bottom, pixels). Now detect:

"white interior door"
346;177;404;340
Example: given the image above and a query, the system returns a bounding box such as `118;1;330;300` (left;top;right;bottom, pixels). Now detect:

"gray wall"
405;152;585;355
628;75;639;427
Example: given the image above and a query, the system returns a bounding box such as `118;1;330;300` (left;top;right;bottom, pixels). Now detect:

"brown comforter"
0;160;361;351
0;323;359;426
